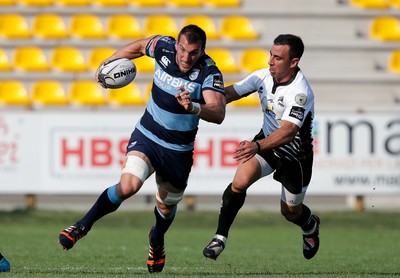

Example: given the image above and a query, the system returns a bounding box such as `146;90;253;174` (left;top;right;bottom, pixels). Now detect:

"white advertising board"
0;110;399;196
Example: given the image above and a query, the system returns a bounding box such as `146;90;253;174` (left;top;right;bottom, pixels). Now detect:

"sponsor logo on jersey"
212;75;224;90
277;96;284;107
160;56;171;68
289;106;305;120
154;68;196;92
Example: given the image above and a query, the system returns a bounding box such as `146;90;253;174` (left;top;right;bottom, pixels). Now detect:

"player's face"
268;44;299;83
175;35;204;73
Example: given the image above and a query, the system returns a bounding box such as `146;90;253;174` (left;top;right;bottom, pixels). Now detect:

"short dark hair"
178;25;207;51
273;34;304;59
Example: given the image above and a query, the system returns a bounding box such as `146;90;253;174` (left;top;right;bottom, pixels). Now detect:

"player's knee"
119;176;142;198
156;190;183;206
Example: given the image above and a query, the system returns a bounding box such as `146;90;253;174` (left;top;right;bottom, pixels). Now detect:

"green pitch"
0;209;399;277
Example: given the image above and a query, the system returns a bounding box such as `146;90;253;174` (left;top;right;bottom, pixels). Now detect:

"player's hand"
233;140;258;163
175;86;192;111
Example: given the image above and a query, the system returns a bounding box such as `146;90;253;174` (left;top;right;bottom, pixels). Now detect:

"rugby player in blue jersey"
58;25;226;273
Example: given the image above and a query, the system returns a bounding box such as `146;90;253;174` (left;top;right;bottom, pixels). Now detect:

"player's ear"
290;58;299;68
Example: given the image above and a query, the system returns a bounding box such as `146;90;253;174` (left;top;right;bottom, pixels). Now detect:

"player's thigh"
232;155;267;191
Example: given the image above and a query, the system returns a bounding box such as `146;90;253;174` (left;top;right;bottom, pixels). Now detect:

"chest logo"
160;56;171;68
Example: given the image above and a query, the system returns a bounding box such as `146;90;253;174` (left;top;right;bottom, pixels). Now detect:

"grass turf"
0;209;399;277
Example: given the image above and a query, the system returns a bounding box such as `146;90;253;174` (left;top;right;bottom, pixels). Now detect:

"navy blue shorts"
126;129;194;190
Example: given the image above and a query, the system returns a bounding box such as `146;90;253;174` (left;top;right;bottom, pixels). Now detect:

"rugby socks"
151;205;177;246
291;204;315;231
216;183;246;238
78;184;122;230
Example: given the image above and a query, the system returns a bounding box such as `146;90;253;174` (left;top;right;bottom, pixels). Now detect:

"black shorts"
126;129;193;190
253;130;313;194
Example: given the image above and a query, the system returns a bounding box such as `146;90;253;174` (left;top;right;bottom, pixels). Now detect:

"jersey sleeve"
145;35;174;58
232;69;265;96
282;89;314;128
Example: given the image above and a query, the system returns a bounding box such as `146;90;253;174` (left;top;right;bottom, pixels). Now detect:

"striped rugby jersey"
233;68;314;160
135;35;225;151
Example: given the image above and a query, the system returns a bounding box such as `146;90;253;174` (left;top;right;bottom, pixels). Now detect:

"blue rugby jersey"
135;35;225;152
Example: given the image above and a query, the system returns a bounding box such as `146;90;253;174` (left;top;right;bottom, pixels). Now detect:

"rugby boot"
203;234;226;260
302;215;320;259
59;224;88;250
147;226;166;273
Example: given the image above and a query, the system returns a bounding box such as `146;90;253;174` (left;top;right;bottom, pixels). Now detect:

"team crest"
295;93;307;105
189;69;200;80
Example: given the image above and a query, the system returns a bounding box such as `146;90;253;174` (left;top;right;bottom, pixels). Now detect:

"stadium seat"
13;46;50;71
54;0;90;5
0;14;31;39
168;0;202;7
230;93;259;107
144;15;178;37
182;15;219;40
19;0;54;6
129;0;165;6
350;0;389;9
0;0;15;5
0;48;11;71
88;47;116;71
388;49;400;73
390;0;400;8
69;80;107;106
206;48;238;73
70;14;106;39
92;0;127;6
240;48;269;73
220;16;258;40
202;0;240;7
51;46;87;72
369;16;400;41
134;55;155;73
31;80;69;106
108;83;146;106
0;80;30;106
107;15;143;39
32;14;69;39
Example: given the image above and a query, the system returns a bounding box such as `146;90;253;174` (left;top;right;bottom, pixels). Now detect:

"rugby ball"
98;58;136;89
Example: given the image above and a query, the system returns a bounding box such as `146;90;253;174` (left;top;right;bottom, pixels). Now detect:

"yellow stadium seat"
0;80;30;105
88;47;116;71
129;0;164;6
92;0;127;6
135;55;155;73
388;49;400;73
144;15;178;37
31;80;69;106
70;14;106;39
13;46;50;71
202;0;240;7
0;0;15;5
0;48;11;71
69;80;107;106
32;14;69;39
168;0;202;7
55;0;89;5
350;0;389;8
220;16;258;40
182;15;219;40
51;46;87;72
390;0;400;8
240;48;269;73
108;83;146;106
231;93;259;107
107;15;143;39
19;0;54;6
206;48;238;73
0;14;31;39
369;16;400;41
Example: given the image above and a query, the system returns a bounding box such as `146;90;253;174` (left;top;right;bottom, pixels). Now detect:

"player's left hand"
175;86;193;111
233;140;258;163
